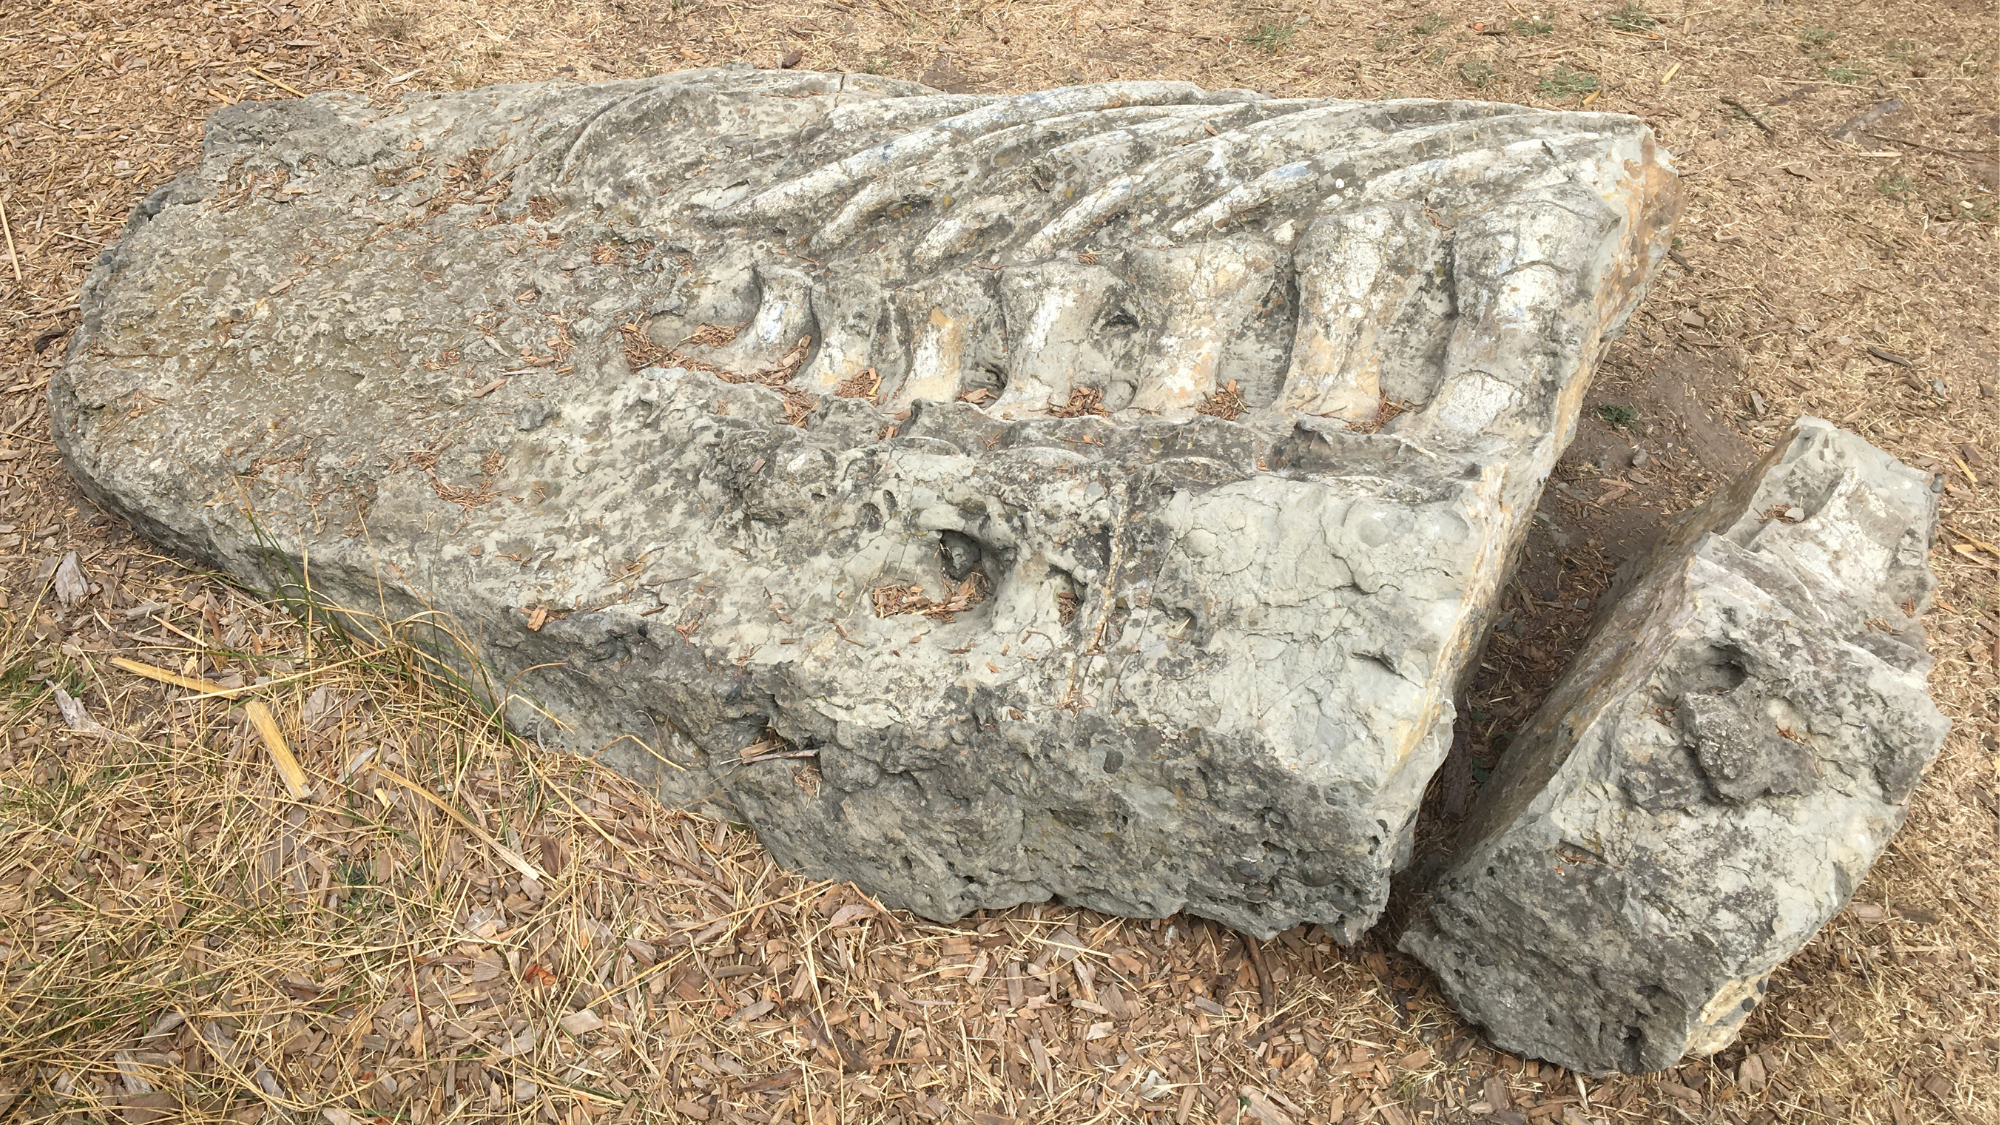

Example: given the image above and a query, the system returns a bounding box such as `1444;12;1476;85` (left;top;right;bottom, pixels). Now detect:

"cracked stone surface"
1401;417;1949;1074
53;68;1676;937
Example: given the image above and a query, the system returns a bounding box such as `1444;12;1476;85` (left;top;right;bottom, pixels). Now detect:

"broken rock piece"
54;70;1677;938
1401;417;1948;1075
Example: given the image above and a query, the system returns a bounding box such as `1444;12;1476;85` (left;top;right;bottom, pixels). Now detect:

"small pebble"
1785;506;1805;521
1629;447;1650;468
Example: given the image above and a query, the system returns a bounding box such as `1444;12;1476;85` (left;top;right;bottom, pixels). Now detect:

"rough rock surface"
1401;417;1948;1074
54;69;1676;937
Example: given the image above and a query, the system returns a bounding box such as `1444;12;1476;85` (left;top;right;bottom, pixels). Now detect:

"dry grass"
0;0;1995;1123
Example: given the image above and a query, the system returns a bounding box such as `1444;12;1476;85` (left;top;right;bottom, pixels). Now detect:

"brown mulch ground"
1;1;1995;1123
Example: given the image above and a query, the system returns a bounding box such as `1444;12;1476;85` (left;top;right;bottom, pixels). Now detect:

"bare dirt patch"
1;1;1994;1123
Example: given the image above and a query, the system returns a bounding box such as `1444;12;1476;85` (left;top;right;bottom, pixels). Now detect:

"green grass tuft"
1597;404;1640;429
1245;23;1295;54
1539;65;1599;99
1606;3;1657;31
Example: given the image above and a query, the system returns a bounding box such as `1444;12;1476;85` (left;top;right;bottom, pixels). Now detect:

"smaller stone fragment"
1401;416;1949;1076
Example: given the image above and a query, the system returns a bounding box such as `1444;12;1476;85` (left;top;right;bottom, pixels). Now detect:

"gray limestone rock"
53;69;1677;937
1401;416;1948;1074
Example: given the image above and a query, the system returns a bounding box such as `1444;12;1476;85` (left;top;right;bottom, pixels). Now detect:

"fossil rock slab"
54;70;1676;937
1401;417;1948;1074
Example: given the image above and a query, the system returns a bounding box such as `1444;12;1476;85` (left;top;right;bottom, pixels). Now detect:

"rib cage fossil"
54;70;1680;937
533;74;1672;437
